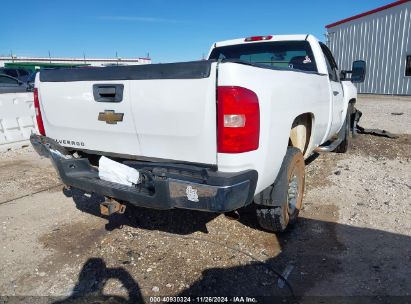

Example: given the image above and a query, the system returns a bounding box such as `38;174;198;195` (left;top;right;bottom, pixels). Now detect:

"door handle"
93;84;124;102
333;91;339;96
98;86;116;96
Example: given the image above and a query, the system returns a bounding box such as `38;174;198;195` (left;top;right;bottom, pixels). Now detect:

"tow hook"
100;198;126;216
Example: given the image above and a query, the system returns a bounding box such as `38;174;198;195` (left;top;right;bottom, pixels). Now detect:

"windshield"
209;40;317;72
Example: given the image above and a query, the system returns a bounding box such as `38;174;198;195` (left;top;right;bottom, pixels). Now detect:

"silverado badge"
98;110;124;124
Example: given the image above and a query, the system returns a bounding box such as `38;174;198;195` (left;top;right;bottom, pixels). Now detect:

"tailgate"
38;61;218;165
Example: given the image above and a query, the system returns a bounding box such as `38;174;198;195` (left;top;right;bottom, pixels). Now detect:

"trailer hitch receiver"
100;198;126;216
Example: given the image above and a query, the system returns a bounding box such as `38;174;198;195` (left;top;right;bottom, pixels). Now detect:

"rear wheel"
256;147;305;232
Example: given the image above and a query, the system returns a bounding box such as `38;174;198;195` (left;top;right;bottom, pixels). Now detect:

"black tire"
256;147;305;232
334;104;353;153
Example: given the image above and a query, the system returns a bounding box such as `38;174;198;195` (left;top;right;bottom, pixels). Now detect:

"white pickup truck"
31;34;365;232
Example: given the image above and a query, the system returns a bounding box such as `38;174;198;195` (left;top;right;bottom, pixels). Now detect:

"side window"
320;43;339;82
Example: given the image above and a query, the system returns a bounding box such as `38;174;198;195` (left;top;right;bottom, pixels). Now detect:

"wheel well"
288;113;314;156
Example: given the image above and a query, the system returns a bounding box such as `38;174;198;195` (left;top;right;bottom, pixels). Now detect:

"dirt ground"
0;96;410;303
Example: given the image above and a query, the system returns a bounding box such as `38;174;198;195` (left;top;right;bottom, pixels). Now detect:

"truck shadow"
69;188;218;234
178;221;411;300
55;215;411;302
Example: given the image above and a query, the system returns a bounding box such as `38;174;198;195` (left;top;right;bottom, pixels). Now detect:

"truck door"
320;43;344;136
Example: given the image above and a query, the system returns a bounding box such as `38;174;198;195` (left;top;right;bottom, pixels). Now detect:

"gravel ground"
356;94;411;134
0;96;410;303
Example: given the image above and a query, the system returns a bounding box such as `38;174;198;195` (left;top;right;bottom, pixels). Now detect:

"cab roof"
214;34;315;48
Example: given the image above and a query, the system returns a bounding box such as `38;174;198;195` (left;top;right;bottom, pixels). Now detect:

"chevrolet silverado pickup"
31;34;365;232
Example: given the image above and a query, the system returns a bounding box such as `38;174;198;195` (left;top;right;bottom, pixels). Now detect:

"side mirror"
351;60;366;83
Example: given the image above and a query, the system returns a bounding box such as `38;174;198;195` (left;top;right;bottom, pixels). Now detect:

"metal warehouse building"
326;0;411;95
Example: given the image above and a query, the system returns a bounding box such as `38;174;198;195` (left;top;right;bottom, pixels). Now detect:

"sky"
0;0;395;63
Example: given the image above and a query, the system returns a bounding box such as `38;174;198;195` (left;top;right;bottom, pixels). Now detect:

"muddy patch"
38;221;108;270
351;134;411;160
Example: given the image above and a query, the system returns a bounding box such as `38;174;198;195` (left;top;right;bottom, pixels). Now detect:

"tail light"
33;88;46;136
217;86;260;153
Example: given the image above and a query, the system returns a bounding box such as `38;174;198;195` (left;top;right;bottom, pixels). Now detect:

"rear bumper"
30;134;257;213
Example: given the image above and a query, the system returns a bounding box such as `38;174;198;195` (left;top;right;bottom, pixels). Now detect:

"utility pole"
48;50;51;63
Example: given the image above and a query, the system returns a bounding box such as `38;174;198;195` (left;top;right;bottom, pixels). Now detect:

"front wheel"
256;147;305;232
334;104;354;153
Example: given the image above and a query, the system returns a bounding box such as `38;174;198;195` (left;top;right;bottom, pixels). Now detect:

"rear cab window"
209;41;318;72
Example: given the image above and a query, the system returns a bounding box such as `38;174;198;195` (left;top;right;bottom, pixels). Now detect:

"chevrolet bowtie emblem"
98;110;124;124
